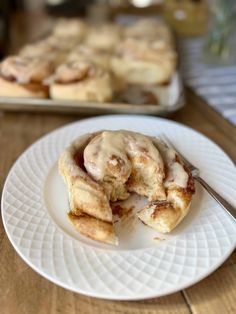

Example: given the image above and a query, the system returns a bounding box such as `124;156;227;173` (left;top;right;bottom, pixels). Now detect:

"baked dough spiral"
68;45;111;70
52;18;87;41
111;38;177;85
124;18;173;45
0;56;54;98
59;130;195;245
50;60;113;102
85;24;122;52
20;39;58;58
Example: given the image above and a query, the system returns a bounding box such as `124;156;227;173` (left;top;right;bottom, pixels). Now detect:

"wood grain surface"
0;89;235;314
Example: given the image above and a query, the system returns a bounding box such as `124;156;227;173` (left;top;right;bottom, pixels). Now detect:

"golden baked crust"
137;187;193;233
0;76;49;98
137;138;195;233
58;133;113;222
68;213;117;245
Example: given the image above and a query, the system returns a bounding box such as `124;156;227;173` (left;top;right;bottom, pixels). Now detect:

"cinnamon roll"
85;24;123;52
68;45;111;70
124;18;173;45
19;39;58;58
19;39;64;66
49;60;113;102
111;38;177;85
59;130;195;245
45;35;79;53
19;37;71;66
52;18;87;41
0;56;54;98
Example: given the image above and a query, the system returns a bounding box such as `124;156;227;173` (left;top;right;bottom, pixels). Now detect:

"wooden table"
1;12;236;314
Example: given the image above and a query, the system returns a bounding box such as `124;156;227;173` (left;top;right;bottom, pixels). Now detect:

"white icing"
152;137;188;189
164;162;188;188
84;131;131;182
83;131;188;200
83;130;165;185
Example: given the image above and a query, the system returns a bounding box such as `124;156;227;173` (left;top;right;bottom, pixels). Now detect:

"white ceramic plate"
2;115;236;300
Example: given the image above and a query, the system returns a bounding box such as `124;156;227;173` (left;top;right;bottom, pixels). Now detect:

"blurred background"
1;0;236;125
2;0;236;63
0;0;211;57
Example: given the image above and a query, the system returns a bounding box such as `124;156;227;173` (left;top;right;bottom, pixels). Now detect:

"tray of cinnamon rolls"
0;18;184;115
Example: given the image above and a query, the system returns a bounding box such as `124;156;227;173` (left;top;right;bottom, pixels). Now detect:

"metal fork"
160;134;236;222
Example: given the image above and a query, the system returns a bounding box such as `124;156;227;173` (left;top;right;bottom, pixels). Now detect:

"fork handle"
195;176;236;222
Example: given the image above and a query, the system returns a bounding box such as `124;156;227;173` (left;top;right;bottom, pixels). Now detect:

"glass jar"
203;0;236;65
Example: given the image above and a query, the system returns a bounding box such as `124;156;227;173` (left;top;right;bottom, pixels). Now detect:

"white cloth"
179;38;236;126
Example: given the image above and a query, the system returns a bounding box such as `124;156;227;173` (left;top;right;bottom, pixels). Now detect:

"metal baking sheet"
0;72;185;116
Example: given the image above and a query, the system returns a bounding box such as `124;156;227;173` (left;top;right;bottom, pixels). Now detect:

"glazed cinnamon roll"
59;130;195;245
0;56;54;98
49;60;113;102
20;39;57;58
19;39;65;66
85;24;123;52
52;18;87;41
19;37;72;66
68;45;111;70
45;35;79;53
124;18;173;46
111;38;177;85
